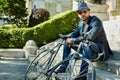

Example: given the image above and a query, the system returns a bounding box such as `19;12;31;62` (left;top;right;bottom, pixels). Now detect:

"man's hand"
66;38;75;47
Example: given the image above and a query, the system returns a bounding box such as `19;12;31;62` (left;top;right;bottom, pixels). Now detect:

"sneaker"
54;66;66;74
74;76;87;80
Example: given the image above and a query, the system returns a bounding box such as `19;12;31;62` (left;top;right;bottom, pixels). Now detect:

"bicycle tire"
24;49;49;80
24;49;56;79
25;41;63;80
46;53;96;80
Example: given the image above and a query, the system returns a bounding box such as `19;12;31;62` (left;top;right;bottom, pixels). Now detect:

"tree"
28;8;50;27
0;0;28;27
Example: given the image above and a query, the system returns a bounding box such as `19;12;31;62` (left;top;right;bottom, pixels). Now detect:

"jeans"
61;41;101;75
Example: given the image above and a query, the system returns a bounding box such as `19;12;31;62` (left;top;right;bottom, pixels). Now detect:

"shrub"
0;10;79;48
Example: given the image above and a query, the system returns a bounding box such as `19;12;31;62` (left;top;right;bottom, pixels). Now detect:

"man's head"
77;2;90;21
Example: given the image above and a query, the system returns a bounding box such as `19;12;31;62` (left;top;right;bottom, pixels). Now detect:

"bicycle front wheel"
25;48;57;80
46;56;95;80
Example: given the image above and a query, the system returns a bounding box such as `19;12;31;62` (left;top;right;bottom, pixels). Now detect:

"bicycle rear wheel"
46;54;95;80
25;47;58;80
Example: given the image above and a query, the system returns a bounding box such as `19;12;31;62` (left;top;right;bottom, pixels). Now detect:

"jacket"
69;16;113;60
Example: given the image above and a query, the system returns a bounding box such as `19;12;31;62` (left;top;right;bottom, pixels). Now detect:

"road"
0;58;29;80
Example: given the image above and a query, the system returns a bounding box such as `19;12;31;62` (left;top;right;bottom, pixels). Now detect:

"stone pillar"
23;40;38;58
73;0;109;21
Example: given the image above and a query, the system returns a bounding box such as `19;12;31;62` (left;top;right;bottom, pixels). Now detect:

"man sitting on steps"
55;1;113;80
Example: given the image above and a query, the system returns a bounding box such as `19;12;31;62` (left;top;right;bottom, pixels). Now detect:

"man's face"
77;9;90;21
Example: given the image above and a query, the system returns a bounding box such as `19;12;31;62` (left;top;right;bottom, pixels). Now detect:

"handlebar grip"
59;34;68;40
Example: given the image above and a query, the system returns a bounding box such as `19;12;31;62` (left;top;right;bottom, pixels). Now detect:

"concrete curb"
0;49;25;58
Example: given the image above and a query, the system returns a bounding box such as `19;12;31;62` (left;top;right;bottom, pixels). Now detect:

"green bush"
0;10;79;48
0;29;11;47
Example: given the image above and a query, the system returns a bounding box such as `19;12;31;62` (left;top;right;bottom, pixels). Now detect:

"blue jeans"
61;42;101;75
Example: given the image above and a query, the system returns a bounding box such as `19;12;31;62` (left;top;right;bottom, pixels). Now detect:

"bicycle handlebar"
59;31;89;40
59;32;90;46
59;34;68;40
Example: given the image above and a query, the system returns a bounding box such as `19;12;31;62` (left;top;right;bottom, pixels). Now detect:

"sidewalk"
0;58;28;80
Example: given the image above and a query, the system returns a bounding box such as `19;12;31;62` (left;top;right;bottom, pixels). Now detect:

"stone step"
0;49;25;58
111;50;120;60
96;69;120;80
93;59;120;75
53;69;120;80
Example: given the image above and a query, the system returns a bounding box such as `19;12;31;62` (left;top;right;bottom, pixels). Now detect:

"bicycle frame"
44;39;64;73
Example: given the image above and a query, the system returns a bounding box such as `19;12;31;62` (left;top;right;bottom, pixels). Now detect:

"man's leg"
74;42;100;80
79;43;92;76
61;44;71;68
80;42;100;73
55;44;71;73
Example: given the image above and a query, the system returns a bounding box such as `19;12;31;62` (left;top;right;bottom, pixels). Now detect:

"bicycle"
46;33;96;80
25;38;65;80
25;33;96;80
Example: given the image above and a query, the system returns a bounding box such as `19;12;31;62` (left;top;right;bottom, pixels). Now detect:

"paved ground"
0;58;29;80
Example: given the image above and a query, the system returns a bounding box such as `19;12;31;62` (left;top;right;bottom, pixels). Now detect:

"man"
55;2;113;80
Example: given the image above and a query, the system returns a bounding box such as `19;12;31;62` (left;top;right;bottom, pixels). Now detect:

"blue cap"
77;2;90;12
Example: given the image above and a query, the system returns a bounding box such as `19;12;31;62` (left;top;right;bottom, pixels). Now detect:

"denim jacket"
69;16;113;60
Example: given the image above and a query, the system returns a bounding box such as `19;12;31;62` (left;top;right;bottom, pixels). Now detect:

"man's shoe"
54;66;66;74
74;76;87;80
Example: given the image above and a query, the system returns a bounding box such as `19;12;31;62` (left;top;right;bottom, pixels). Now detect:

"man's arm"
86;20;102;41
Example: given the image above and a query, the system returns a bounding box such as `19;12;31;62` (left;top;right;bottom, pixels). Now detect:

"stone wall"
87;2;109;21
103;16;120;50
26;0;73;17
111;0;120;16
46;0;73;16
